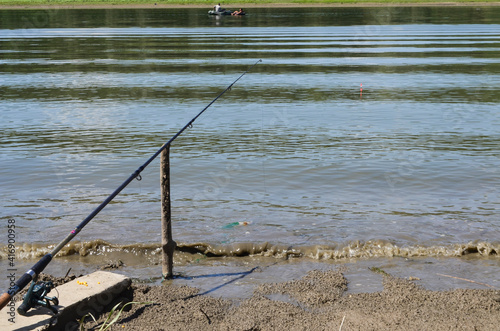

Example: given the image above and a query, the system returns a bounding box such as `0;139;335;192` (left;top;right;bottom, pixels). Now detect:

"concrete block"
1;271;131;331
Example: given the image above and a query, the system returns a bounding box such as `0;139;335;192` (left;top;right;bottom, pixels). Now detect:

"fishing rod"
0;59;262;312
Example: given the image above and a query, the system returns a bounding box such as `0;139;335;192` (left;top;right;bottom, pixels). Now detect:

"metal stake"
161;146;176;279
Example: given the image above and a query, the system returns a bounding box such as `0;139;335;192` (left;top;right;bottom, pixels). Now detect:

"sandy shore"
1;2;500;9
71;268;500;330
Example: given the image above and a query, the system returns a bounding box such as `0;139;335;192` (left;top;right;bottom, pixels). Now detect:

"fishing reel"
18;277;59;316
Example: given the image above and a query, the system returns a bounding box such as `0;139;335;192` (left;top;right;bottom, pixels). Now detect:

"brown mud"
71;268;500;330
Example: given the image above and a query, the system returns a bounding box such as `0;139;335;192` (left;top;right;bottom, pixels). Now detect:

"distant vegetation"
1;0;499;6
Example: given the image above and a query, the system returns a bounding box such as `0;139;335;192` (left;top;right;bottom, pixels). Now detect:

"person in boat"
214;3;222;12
232;8;245;15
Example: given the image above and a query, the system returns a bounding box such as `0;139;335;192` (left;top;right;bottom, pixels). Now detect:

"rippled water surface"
1;7;500;264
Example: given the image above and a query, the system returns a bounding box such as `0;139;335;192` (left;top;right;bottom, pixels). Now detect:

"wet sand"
76;268;500;330
11;254;498;329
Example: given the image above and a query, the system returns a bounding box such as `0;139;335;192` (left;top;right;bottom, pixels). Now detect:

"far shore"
1;2;500;9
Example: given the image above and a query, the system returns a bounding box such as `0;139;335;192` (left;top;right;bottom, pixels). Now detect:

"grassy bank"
1;0;500;7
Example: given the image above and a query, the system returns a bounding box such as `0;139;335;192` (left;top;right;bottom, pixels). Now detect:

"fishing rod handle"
0;293;11;311
0;253;52;312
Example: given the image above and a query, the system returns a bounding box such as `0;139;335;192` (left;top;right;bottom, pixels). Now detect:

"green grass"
369;267;390;276
79;301;153;331
1;0;499;6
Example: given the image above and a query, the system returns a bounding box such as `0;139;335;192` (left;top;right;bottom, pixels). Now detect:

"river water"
1;7;499;292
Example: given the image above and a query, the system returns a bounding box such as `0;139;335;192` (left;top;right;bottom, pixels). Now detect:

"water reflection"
1;7;499;251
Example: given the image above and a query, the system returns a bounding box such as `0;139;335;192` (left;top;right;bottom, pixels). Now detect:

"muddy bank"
75;268;500;330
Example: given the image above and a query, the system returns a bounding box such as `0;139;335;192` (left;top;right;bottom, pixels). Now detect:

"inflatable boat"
208;9;232;15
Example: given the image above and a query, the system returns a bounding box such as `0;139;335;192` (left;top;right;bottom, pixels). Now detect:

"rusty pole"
161;146;176;279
